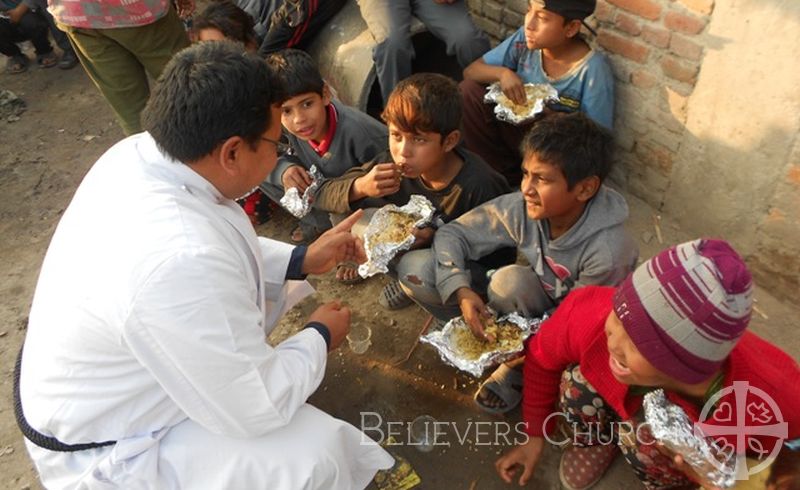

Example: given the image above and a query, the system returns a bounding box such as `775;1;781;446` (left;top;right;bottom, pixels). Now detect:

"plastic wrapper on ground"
483;82;558;125
358;195;435;278
279;165;323;218
420;312;545;377
643;389;736;489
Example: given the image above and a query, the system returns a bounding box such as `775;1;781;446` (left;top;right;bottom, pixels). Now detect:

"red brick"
642;24;671;48
664;10;708;35
607;0;662;21
615;12;642;36
670;34;703;61
660;55;699;84
595;1;616;22
598;31;650;63
678;0;714;16
631;70;658;89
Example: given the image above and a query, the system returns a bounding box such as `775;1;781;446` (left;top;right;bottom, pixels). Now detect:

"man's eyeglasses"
261;136;291;154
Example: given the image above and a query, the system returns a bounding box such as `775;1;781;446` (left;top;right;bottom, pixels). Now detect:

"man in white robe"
15;40;394;489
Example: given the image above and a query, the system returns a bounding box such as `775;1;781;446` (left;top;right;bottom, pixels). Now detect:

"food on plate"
452;318;524;360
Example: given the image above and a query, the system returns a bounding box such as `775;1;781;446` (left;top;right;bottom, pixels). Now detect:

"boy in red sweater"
495;239;800;489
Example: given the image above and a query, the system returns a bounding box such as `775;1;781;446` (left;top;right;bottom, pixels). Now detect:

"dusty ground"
1;44;798;490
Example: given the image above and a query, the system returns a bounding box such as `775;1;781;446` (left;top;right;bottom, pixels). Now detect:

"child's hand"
655;442;723;490
354;163;401;198
410;226;435;249
282;165;312;193
456;287;493;341
499;69;527;106
495;437;544;486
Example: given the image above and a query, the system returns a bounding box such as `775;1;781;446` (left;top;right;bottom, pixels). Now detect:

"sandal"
6;55;28;74
290;223;322;244
335;262;363;285
378;280;413;310
559;444;619;490
37;51;58;69
473;363;523;414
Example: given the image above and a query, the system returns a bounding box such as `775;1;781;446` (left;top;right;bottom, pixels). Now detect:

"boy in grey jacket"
260;49;388;245
401;112;638;413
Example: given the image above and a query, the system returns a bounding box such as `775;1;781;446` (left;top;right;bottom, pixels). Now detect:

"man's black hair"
520;111;613;189
381;72;461;137
193;0;258;47
265;48;324;102
142;41;284;163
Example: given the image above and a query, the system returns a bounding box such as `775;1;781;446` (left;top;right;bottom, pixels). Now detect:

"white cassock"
19;133;394;489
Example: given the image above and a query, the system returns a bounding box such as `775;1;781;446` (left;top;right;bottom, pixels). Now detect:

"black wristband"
303;321;331;349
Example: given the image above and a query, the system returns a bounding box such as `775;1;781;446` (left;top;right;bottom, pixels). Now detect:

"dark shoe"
6;54;29;74
378;280;413;310
37;51;58;68
58;49;78;70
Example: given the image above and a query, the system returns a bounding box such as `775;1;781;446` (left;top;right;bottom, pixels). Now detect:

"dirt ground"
1;44;798;490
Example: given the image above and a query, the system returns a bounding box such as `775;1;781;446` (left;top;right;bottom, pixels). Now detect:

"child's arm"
313;161;399;214
348;163;401;202
463;58;527;106
281;165;312;193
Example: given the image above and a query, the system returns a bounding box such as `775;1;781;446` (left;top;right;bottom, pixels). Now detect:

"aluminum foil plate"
643;389;736;489
484;82;558;125
279;165;323;218
420;312;545;377
358;195;435;278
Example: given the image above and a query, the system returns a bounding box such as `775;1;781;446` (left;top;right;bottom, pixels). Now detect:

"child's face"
524;2;575;50
280;89;331;142
605;310;670;387
387;123;452;179
520;153;584;221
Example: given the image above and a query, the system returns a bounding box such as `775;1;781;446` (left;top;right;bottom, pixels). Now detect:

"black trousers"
0;10;52;57
257;0;346;56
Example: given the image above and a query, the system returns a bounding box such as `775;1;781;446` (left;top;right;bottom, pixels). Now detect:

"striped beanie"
613;239;753;384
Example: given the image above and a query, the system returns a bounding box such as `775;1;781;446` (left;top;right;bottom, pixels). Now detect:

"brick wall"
466;0;715;209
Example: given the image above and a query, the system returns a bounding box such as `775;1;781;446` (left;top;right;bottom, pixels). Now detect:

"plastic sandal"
473;363;523;414
378;280;413;310
37;51;58;69
6;55;28;74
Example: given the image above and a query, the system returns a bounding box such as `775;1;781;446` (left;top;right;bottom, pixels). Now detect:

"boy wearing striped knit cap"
495;239;800;489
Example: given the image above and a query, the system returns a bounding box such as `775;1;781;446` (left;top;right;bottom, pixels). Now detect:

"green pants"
59;6;189;135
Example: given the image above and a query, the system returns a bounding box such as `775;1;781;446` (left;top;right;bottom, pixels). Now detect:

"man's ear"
565;19;582;39
217;136;245;175
443;129;460;152
575;175;600;202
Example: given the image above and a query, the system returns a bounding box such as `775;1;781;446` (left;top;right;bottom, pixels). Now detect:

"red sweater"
523;287;800;454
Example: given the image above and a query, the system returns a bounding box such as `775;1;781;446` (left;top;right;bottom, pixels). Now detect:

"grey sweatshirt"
266;99;388;186
433;186;639;305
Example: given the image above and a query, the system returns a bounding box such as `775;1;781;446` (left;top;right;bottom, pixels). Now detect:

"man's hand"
308;301;350;351
351;163;401;200
302;210;366;275
410;226;435;249
456;287;492;340
499;69;526;105
282;165;312;194
495;437;544;486
8;3;29;23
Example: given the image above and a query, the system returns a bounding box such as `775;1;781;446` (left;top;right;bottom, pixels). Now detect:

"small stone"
0;445;14;456
0;331;7;337
81;134;98;142
641;231;654;244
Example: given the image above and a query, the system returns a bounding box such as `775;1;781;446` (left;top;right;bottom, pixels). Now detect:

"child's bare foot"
474;362;523;414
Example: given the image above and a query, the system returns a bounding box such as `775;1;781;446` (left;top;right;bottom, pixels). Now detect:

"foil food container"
643;389;736;489
484;82;558;125
358;195;436;278
279;165;323;218
420;312;545;377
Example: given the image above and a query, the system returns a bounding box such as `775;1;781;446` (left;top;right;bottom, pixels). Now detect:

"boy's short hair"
521;111;612;188
142;41;284;163
265;49;325;102
193;0;257;47
533;0;596;21
381;73;461;137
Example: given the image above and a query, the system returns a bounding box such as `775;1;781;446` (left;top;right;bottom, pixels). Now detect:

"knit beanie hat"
613;239;753;385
